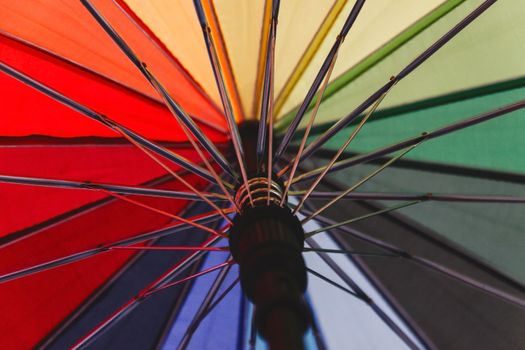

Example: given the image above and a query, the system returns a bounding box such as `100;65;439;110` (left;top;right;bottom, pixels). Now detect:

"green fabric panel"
275;0;464;131
303;85;525;174
280;0;525;131
313;160;525;285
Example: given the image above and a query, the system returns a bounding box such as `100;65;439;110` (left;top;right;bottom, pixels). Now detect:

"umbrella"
1;0;524;349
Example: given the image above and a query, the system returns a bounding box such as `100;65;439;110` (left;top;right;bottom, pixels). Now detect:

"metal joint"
235;177;284;209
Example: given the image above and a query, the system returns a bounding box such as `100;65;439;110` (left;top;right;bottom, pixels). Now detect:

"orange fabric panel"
0;0;226;129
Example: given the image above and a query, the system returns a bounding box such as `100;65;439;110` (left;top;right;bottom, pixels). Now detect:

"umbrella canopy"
1;0;524;349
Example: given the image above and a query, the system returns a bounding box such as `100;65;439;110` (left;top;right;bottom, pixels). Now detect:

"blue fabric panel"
45;204;214;349
161;242;242;350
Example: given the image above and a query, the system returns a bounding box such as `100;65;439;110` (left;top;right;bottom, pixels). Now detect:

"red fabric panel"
0;174;209;349
0;142;205;236
0;248;137;349
0;34;227;141
0;0;224;127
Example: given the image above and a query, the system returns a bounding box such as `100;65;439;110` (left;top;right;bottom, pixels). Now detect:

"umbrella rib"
303;200;420;237
0;61;217;184
303;248;400;258
278;47;340;206
0;174;225;201
144;260;234;297
288;82;394;209
0;210;228;284
193;0;253;207
80;0;236;180
251;0;273;123
0;174;177;250
273;0;348;119
275;0;366;161
298;142;421;219
82;0;235;204
96;189;225;237
115;124;237;220
122;120;237;211
37;199;211;349
111;246;228;252
306;210;525;311
274;0;366;161
297;191;525;204
70;235;222;350
298;0;497;163
177;260;235;350
198;277;240;324
305;237;421;350
111;0;226;128
256;0;280;166
292;98;525;184
306;267;362;299
266;35;276;205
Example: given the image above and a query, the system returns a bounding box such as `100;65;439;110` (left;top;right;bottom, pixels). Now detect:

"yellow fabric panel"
278;0;445;118
201;0;245;122
123;0;221;107
274;0;337;115
379;0;525;110
213;0;266;119
306;0;525;126
274;0;347;117
214;0;336;120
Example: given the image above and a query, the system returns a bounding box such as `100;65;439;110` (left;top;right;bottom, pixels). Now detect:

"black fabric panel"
44;204;213;350
306;182;525;350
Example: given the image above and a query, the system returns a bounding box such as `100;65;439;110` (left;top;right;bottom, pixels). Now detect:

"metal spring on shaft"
235;177;283;209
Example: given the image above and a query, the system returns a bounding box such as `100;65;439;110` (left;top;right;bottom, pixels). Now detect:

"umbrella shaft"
229;205;310;350
229;122;310;349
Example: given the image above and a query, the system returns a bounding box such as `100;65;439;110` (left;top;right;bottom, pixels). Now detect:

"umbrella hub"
230;176;311;349
234;176;284;208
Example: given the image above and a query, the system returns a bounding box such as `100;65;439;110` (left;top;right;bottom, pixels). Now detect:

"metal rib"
71;234;222;349
0;210;228;284
307;267;362;299
305;238;421;350
0;174;225;201
291;83;393;210
305;211;525;311
304;201;420;237
297;0;497;163
267;51;276;205
145;260;234;296
117;128;236;222
177;260;234;350
304;248;399;258
275;0;366;161
81;0;235;179
193;0;253;205
0;61;215;183
279;48;340;205
111;246;228;252
298;143;420;220
257;0;280;165
198;277;240;323
98;189;224;237
293;98;525;184
295;191;525;204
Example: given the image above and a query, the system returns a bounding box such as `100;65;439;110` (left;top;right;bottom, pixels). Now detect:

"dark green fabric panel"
303;85;525;174
301;157;525;285
300;160;525;349
285;0;525;128
320;199;525;350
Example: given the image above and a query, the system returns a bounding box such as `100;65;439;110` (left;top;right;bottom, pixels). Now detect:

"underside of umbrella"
1;1;524;349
